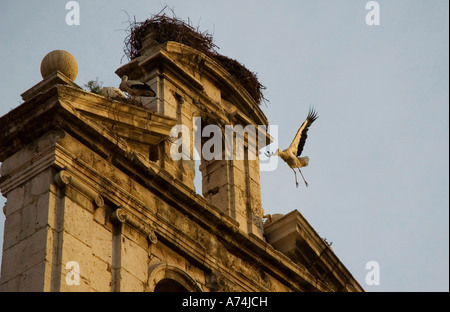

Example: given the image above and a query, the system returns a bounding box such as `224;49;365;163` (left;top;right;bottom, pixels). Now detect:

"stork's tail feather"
298;156;309;167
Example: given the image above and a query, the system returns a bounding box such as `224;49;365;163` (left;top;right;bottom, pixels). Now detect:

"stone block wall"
0;128;314;292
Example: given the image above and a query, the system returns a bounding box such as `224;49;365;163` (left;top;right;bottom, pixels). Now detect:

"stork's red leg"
292;169;299;188
298;168;309;187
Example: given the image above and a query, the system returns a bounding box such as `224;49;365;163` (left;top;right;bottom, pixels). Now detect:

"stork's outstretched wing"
287;107;318;156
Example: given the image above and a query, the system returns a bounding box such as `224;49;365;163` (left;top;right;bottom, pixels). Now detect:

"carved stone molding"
147;262;203;292
54;169;104;209
111;208;158;245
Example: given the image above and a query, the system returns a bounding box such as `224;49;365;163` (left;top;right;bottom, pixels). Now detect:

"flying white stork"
119;75;156;98
266;107;318;188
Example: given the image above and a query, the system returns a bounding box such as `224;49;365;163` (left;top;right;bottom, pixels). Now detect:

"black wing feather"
130;83;153;91
296;108;318;156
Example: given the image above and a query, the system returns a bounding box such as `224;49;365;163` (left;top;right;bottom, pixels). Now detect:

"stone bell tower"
0;18;363;292
115;32;270;237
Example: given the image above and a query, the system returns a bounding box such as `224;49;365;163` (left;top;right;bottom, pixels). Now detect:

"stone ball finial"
40;50;78;80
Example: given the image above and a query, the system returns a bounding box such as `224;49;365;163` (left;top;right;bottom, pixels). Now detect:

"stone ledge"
264;210;364;292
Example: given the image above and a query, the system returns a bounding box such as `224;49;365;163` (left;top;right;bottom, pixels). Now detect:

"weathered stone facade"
0;35;363;292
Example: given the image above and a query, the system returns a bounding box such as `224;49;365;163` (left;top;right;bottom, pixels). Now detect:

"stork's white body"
99;87;126;99
278;150;309;169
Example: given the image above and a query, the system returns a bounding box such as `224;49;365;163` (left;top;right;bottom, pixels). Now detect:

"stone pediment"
0;73;177;162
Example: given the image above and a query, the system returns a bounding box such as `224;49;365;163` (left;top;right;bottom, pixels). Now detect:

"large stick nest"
124;13;266;105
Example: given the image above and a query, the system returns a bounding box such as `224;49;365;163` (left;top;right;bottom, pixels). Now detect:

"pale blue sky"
0;0;448;291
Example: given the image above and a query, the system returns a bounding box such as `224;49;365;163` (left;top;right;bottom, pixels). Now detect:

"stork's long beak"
264;150;278;157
